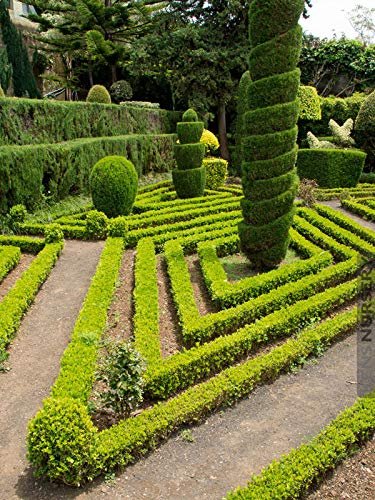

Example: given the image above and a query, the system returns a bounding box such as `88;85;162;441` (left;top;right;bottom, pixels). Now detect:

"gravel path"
12;334;358;500
321;200;375;231
0;240;104;499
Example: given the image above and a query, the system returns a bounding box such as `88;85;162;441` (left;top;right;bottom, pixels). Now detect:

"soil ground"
0;240;104;500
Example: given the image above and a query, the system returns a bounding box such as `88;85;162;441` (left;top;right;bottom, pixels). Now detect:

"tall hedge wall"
238;0;304;269
0;134;175;213
0;98;181;146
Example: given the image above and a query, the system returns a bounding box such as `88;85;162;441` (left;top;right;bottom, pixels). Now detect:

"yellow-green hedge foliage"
203;158;228;190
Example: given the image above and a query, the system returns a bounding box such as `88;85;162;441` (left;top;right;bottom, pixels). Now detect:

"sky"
299;0;374;40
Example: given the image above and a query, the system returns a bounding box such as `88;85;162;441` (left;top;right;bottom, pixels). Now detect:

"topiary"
109;80;133;103
90;156;138;218
200;129;220;156
233;71;252;175
0;85;4;98
86;85;111;104
27;397;97;485
203;158;228;190
85;210;108;240
172;108;206;198
238;0;304;269
8;204;27;225
355;90;375;170
182;108;199;122
298;86;321;121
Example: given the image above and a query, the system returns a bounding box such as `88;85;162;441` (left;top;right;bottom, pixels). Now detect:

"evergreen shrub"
355;91;375;170
109;80;133;103
204;158;228;190
90;156;138;217
298;86;321;120
86;85;111;104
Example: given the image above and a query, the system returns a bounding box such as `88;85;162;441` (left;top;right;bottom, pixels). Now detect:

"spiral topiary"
238;0;304;269
90;156;138;217
172;108;206;198
86;85;111;104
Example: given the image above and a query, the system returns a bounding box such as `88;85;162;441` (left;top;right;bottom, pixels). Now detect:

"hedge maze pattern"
22;182;375;484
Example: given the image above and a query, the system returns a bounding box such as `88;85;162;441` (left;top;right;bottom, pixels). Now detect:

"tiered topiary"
90;156;138;217
172;109;206;198
86;85;111;104
238;0;304;269
233;71;252;175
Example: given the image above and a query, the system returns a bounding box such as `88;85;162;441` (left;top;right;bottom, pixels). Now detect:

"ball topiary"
182;108;199;122
85;210;108;240
355;90;375;170
90;156;138;218
27;397;97;485
173;108;206;198
110;80;133;103
44;224;64;243
238;0;304;269
86;85;111;104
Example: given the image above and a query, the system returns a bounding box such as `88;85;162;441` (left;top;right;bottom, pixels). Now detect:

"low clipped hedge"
341;199;375;222
227;389;375;499
0;97;180;146
0;134;176;213
0;245;21;282
297;148;366;188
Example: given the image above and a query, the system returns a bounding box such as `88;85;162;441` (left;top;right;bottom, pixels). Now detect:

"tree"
348;4;375;46
24;0;165;92
0;0;40;98
238;0;304;269
129;0;249;160
300;35;375;96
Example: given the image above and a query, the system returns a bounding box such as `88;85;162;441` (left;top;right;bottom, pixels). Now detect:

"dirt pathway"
322;199;375;231
0;240;104;499
12;334;359;500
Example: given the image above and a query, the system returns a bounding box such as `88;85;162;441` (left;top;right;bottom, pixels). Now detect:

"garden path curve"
0;240;104;499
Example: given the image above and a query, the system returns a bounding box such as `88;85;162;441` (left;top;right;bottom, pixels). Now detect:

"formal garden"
0;0;374;498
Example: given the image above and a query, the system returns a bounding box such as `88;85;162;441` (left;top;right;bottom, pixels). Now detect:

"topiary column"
172;109;206;198
238;0;305;269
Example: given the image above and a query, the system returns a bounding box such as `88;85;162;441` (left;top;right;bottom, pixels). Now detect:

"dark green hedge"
297;149;366;188
0;98;181;146
0;134;175;213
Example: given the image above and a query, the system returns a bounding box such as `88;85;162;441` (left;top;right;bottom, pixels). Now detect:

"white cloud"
300;0;374;39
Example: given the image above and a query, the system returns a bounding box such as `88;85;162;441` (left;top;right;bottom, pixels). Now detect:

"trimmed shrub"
298;86;321;120
173;108;206;198
27;397;97;485
297;149;366;188
177;122;204;145
109;80;133;103
44;224;64;243
182;108;199;122
90;156;138;217
239;0;303;269
86;85;111;104
0;85;4;98
108;217;128;238
200;129;220;155
172;167;206;199
9;204;27;225
204;158;228;190
85;210;108;240
355;90;375;170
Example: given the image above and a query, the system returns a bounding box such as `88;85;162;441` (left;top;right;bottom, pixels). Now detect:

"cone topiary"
90;156;138;217
172;108;206;198
238;0;304;269
86;85;111;104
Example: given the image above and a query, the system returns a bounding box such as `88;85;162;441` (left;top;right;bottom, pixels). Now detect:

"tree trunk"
111;65;117;84
218;102;230;161
88;69;94;88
